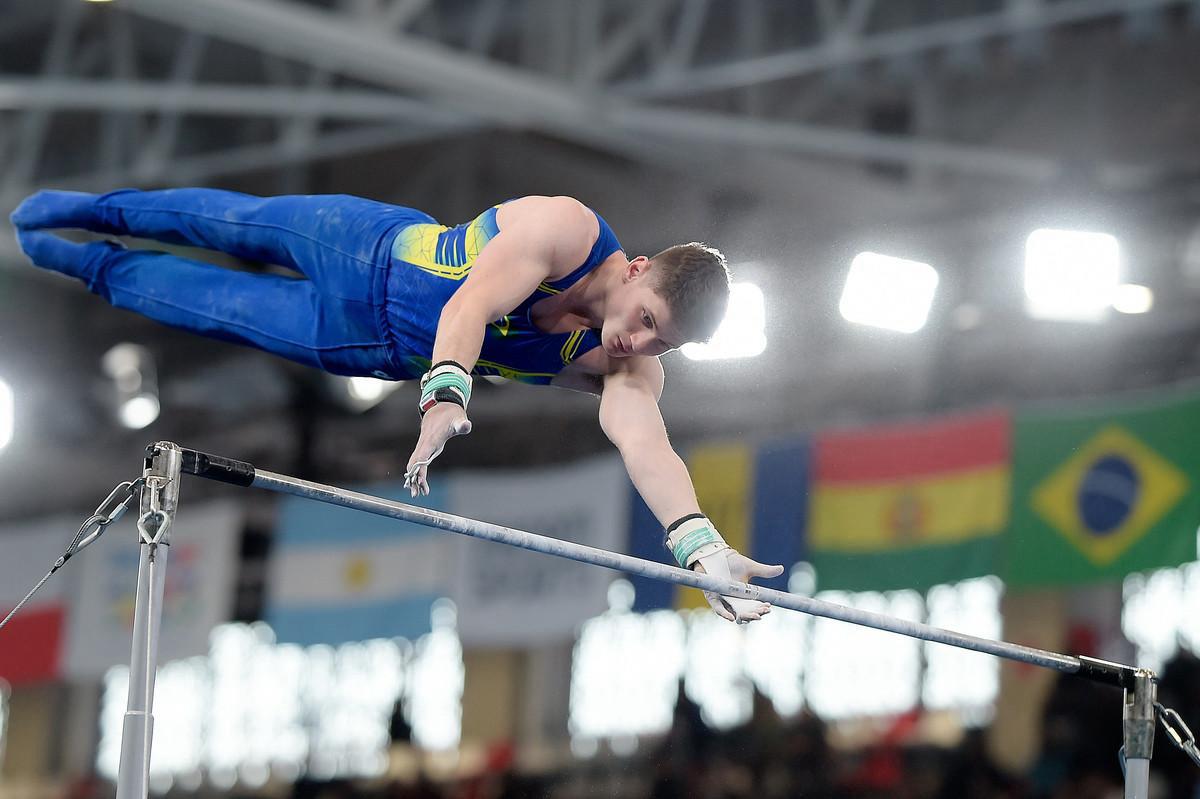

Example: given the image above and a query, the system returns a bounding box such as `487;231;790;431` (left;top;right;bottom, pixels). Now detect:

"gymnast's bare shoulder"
551;349;664;399
494;195;598;281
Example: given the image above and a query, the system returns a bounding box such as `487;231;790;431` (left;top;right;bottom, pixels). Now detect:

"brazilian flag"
1005;388;1200;587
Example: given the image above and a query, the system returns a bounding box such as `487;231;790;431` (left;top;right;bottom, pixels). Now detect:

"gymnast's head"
602;242;731;359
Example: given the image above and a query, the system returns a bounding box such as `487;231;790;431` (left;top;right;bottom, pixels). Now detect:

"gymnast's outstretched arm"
598;355;782;623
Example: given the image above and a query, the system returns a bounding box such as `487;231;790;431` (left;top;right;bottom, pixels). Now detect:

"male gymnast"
11;188;782;623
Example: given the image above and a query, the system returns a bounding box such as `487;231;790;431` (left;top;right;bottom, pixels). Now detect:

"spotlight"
682;282;767;361
102;343;160;429
342;376;401;411
1112;284;1153;315
839;252;939;333
119;394;161;430
348;377;387;402
1024;228;1119;322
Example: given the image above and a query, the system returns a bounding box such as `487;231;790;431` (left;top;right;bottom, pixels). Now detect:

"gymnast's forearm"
618;439;702;528
430;298;489;371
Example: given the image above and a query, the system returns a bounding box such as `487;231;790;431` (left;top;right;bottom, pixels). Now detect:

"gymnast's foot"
15;229;120;282
10;189;109;231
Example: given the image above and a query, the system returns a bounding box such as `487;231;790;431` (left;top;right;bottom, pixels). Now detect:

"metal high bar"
114;441;1158;799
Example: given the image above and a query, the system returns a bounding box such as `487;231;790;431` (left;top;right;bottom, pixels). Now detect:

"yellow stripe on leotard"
473;359;558;381
560;330;585;365
392;205;502;280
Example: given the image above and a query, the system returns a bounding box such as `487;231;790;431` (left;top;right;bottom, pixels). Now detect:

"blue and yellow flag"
1005;389;1200;587
627;437;807;611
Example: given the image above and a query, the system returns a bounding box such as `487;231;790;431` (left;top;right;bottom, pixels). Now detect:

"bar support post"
115;442;182;799
1123;670;1156;799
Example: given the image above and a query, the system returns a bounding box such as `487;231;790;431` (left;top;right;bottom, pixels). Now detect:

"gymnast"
12;188;782;622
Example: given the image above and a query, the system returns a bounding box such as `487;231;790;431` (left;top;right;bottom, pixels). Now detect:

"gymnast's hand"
404;402;472;497
694;548;784;624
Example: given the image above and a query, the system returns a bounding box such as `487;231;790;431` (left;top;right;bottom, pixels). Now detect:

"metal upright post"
115;443;182;799
1124;670;1157;799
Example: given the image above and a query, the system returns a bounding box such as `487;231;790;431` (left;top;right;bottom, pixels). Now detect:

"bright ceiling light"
1024;228;1119;322
681;282;767;361
119;393;160;430
343;375;402;411
0;379;12;451
839;252;939;334
347;377;387;402
103;343;161;429
1112;283;1153;314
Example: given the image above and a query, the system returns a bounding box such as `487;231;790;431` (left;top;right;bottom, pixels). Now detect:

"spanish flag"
810;409;1010;591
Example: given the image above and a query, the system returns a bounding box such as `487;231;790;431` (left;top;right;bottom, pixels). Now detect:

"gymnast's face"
602;257;685;359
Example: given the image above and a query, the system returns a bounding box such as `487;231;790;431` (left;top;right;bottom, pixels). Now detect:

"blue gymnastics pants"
12;188;436;377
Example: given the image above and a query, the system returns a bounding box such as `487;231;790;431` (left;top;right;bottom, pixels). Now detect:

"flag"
751;438;809;591
266;482;450;646
64;500;241;678
676;441;754;610
448;455;626;645
0;517;77;685
627;437;808;611
809;409;1010;591
1005;389;1200;587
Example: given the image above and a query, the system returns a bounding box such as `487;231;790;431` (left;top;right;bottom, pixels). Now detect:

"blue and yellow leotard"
385;202;622;384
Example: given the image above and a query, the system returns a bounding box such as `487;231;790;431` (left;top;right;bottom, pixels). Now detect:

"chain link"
71;478;146;557
137;475;172;546
0;477;143;635
1157;703;1200;768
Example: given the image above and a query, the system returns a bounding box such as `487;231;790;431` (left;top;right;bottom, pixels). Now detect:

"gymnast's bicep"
449;197;595;322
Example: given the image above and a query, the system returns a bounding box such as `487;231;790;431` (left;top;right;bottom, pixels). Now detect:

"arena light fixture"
119;394;161;430
102;343;160;429
0;378;12;451
681;282;767;361
344;376;401;411
1024;228;1119;322
839;252;939;333
1112;283;1154;315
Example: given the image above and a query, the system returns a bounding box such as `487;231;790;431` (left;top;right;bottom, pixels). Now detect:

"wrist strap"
664;515;727;569
419;361;472;416
666;513;707;535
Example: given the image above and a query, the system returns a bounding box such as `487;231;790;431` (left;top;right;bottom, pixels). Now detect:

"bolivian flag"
809;409;1010;591
1005;389;1200;587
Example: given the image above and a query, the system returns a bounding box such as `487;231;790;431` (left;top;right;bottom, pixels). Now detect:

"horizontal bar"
170;444;1139;683
177;448;255;487
244;466;1084;675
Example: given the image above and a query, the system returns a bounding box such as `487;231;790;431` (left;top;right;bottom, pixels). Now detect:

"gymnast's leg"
10;187;433;304
16;229;394;377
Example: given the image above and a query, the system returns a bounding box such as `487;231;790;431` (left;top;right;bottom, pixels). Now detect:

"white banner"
64;500;241;679
448;455;628;646
0;516;80;684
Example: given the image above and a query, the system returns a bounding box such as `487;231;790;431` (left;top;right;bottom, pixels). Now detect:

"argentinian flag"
266;482;450;646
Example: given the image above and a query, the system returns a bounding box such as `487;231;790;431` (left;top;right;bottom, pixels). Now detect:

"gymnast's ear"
624;255;650;281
